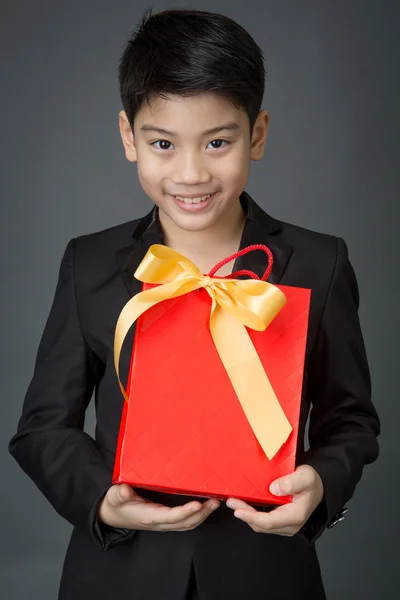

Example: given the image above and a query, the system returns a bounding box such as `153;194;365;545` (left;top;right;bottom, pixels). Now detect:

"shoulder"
278;217;340;256
61;218;144;289
73;218;142;257
275;216;349;276
277;217;359;309
268;215;357;304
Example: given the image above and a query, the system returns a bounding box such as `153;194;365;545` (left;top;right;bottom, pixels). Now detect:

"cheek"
136;158;162;190
221;156;250;185
135;144;159;180
221;144;250;179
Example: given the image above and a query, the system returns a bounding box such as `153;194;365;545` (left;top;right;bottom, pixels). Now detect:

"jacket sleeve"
298;236;380;544
8;238;136;551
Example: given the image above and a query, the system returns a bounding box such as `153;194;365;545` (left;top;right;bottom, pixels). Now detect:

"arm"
8;238;135;551
298;236;381;543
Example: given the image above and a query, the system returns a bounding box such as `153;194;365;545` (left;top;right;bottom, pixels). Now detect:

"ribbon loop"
114;244;293;460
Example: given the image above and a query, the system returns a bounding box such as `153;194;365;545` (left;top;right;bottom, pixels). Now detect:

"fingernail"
210;503;219;510
270;482;281;495
227;500;237;509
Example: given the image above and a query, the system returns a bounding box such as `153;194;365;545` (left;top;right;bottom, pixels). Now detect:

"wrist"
97;494;113;526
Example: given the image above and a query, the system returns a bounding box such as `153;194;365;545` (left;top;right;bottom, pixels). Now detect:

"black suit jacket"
9;191;380;600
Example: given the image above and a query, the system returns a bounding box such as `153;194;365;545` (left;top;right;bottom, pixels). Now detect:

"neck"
158;197;246;254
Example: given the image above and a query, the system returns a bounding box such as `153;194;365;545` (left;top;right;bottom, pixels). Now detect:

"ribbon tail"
114;279;201;401
210;306;293;460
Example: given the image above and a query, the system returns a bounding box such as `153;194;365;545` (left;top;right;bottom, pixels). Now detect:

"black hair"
118;8;265;136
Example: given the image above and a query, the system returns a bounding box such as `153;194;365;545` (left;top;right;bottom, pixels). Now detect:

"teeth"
175;193;212;204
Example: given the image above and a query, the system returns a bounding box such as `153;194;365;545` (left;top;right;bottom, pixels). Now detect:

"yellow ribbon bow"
114;244;293;460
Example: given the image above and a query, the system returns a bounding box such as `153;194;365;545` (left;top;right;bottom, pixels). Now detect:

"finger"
138;499;208;526
148;499;220;530
108;484;136;507
119;484;138;502
234;502;305;531
226;498;257;511
108;484;153;508
168;499;220;525
270;465;315;497
170;499;221;530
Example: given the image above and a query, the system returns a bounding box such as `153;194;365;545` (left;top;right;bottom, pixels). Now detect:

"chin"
171;216;216;232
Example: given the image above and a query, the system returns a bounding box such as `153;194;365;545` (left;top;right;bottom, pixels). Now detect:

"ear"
119;110;137;163
250;110;269;161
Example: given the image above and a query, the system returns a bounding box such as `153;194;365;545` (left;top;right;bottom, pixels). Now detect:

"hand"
98;484;220;532
226;465;324;537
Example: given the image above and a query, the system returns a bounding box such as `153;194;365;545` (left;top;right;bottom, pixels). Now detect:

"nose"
171;151;211;186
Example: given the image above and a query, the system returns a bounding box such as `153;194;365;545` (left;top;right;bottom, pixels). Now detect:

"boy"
9;8;380;600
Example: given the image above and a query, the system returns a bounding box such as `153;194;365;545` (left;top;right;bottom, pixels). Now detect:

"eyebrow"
139;121;241;137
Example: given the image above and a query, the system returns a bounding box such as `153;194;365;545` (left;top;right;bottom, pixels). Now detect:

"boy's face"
119;92;268;233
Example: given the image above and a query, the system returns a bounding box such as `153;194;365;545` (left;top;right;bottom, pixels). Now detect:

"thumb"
110;483;135;506
270;466;314;496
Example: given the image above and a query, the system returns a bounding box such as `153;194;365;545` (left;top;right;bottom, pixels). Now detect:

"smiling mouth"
172;192;216;204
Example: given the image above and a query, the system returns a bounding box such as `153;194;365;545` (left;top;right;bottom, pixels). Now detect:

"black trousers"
185;563;200;599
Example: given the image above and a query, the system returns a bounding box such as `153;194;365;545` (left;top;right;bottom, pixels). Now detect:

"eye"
151;140;174;150
207;139;230;149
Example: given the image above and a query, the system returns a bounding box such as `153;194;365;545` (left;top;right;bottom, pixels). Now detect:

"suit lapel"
231;192;293;284
116;191;293;297
116;207;163;298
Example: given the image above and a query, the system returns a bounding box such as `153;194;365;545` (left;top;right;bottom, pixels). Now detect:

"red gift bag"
112;244;311;506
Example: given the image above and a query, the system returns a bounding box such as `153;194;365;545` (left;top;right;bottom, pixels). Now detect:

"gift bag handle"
208;244;273;281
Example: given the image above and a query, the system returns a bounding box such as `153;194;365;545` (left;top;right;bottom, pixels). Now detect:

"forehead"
135;92;247;133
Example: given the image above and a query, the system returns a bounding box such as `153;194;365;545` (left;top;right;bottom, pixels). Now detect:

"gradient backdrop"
2;1;398;598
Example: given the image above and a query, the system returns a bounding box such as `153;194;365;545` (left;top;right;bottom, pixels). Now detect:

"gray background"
2;0;398;598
